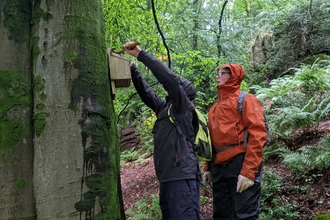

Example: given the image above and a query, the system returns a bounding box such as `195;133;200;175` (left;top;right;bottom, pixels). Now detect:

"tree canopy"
102;0;330;126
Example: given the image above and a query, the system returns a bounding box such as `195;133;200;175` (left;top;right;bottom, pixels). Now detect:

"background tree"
0;1;124;219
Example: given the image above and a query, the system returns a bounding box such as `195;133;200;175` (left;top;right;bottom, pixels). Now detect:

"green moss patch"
33;75;49;137
33;75;44;92
3;0;31;44
64;50;78;63
0;70;31;150
15;179;27;190
74;191;96;212
34;112;50;137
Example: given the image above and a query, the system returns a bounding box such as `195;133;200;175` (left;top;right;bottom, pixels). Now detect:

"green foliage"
200;195;211;206
252;60;330;141
101;1;330;219
264;0;330;78
261;167;283;204
114;65;165;128
137;112;156;155
102;0;158;51
171;51;226;109
283;134;330;179
260;167;300;219
260;201;299;220
115;95;146;127
289;184;311;195
314;214;330;220
125;194;162;220
120;147;140;164
120;110;155;165
102;0;260;118
263;143;289;160
254;59;330;104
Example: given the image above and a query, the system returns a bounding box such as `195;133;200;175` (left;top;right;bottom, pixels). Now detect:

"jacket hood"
179;77;196;101
218;64;245;95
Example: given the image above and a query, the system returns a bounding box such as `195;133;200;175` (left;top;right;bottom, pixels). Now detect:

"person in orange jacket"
203;64;268;220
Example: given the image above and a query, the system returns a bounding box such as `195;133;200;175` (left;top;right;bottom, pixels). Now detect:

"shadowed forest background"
104;0;330;219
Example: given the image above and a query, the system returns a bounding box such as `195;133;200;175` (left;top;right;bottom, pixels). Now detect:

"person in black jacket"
123;42;200;220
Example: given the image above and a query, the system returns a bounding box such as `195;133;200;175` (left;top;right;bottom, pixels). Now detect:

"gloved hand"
203;171;212;184
236;174;254;193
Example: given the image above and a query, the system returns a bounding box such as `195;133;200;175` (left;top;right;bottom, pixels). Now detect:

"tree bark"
0;1;35;219
0;0;124;219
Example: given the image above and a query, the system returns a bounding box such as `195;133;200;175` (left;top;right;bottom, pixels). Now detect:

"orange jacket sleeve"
239;94;268;180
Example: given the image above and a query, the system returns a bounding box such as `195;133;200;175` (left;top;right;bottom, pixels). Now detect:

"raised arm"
124;42;194;113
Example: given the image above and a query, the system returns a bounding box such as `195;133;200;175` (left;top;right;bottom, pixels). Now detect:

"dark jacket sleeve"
136;51;193;113
130;63;165;115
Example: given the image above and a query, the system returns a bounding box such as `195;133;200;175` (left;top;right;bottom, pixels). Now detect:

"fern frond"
264;144;290;160
319;134;330;148
283;135;330;178
283;152;312;175
315;152;330;169
315;95;330;122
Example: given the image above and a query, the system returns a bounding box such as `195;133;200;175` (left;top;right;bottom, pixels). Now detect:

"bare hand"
123;41;141;58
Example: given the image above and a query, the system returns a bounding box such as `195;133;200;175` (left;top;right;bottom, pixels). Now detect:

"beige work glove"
236;174;254;193
203;171;212;184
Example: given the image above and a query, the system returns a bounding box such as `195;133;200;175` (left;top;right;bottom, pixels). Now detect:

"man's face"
216;68;231;86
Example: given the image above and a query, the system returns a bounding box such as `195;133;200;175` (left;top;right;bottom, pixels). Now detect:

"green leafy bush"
283;134;330;180
260;167;300;219
253;61;330;142
314;214;330;220
125;194;162;220
120;147;140;164
261;167;283;204
263;143;289;160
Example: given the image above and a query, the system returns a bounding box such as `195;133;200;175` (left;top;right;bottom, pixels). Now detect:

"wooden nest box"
107;49;131;98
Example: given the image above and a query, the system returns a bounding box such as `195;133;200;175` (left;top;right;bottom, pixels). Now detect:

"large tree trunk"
0;1;124;219
0;1;35;218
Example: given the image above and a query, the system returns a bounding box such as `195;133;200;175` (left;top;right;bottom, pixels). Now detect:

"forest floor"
120;120;330;220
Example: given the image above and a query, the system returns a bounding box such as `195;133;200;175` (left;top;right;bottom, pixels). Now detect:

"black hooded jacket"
130;50;199;183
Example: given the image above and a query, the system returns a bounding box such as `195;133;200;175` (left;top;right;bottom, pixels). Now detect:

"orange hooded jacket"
205;64;268;180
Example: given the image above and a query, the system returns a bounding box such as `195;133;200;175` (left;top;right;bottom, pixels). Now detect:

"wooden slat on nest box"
107;48;131;88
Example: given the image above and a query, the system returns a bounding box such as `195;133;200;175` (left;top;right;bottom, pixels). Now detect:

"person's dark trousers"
159;179;200;220
211;153;263;220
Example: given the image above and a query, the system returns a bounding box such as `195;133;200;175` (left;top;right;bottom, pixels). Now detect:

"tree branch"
217;0;228;60
151;0;171;69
